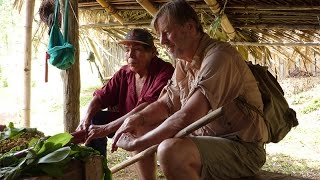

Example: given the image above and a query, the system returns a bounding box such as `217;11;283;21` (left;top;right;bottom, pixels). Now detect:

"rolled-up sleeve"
196;50;244;110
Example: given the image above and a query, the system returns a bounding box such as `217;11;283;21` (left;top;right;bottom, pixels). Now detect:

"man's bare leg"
133;124;158;180
157;138;202;180
133;151;156;180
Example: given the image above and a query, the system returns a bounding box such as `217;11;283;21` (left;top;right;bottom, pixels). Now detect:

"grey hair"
151;0;203;34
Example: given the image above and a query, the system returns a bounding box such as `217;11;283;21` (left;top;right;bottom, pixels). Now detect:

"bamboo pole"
23;0;35;128
230;42;320;46
110;107;223;174
204;0;235;40
224;5;320;11
96;0;124;25
136;0;158;16
233;23;320;30
81;24;151;29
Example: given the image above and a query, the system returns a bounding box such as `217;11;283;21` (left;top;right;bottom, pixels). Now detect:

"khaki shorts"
190;136;266;180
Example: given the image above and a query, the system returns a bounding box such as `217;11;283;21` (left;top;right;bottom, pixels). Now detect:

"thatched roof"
15;0;320;77
77;0;320;76
79;0;320;29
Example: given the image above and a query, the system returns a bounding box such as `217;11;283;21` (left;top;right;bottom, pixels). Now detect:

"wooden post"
279;56;284;80
204;0;236;40
96;0;124;24
314;51;317;76
136;0;158;16
61;0;81;133
23;0;35;128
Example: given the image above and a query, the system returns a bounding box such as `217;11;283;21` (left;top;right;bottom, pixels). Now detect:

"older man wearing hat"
76;29;174;157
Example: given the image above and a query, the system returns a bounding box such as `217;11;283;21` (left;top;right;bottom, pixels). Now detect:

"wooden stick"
136;0;158;16
110;107;223;174
230;41;320;47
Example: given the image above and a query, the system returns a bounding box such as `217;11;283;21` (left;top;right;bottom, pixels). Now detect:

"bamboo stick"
79;3;320;12
80;22;151;29
110;107;223;174
230;42;320;46
227;10;319;17
136;0;158;16
204;0;236;40
96;0;124;25
228;15;317;21
233;23;320;30
23;0;35;128
224;5;320;11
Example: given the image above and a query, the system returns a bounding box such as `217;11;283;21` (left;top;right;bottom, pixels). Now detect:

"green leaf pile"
0;130;112;180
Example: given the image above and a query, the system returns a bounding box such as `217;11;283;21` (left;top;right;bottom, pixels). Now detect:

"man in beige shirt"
112;0;268;179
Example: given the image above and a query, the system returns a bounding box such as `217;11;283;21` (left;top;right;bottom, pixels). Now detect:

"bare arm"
111;95;171;151
84;102;150;144
77;96;103;131
114;89;211;151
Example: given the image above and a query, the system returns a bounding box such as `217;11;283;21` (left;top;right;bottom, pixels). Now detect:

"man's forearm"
137;100;169;127
106;102;150;133
83;96;103;125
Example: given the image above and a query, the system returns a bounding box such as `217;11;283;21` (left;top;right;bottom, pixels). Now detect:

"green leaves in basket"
36;133;72;157
38;146;71;164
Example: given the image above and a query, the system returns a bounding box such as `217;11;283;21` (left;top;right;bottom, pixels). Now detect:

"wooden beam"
229;15;318;21
136;0;158;16
78;3;320;11
234;23;320;30
96;0;124;25
80;21;151;29
226;9;320;17
225;5;320;11
204;0;236;40
61;0;81;133
230;42;320;47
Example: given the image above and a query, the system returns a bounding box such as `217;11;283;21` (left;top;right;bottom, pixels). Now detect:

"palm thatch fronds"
13;0;24;12
13;0;320;79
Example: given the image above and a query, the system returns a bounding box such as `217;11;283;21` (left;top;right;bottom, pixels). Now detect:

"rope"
63;0;69;42
68;1;80;25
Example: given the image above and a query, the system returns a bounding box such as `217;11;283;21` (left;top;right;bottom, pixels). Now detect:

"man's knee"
157;138;190;164
157;138;202;177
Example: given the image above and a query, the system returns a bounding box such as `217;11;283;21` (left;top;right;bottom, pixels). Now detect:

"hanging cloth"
47;0;75;70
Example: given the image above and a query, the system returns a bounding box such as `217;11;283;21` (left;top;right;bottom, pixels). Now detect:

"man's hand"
76;119;90;132
111;114;142;152
116;133;138;151
84;125;110;145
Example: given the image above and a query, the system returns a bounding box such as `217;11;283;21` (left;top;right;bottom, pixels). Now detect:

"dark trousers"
87;111;120;156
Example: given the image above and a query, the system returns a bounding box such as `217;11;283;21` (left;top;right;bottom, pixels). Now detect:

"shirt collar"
184;34;213;70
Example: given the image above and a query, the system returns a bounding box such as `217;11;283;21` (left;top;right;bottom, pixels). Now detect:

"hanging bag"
47;0;75;70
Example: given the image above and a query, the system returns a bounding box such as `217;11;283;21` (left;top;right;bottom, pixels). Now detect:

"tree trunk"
23;0;35;128
61;0;80;133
